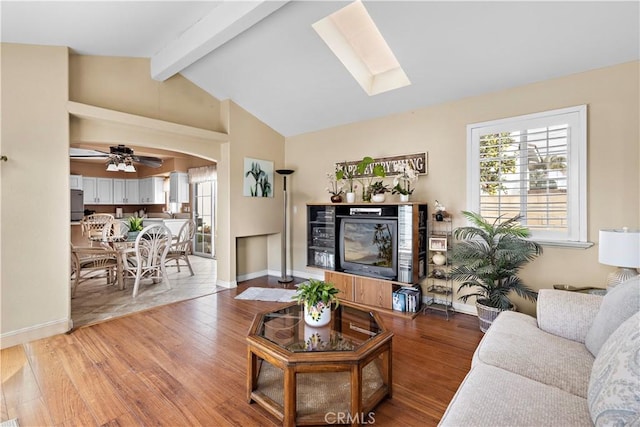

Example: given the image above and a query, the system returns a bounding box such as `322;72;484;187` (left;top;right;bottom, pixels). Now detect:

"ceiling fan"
70;145;163;171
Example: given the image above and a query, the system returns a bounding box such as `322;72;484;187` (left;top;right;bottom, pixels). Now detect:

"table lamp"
598;228;640;289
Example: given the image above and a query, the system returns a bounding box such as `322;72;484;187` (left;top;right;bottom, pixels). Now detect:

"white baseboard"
216;278;237;288
236;270;269;282
1;317;71;350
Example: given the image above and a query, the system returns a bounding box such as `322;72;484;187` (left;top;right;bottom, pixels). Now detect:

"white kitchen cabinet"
113;179;139;205
70;174;83;190
83;177;113;205
169;172;189;204
139;177;165;204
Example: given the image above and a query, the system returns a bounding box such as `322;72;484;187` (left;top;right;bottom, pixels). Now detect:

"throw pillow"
585;276;640;357
588;312;640;426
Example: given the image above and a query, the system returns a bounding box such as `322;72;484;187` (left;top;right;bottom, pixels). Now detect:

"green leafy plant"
449;211;542;310
127;216;144;232
337;161;357;193
355;157;386;201
369;180;390;195
292;279;340;308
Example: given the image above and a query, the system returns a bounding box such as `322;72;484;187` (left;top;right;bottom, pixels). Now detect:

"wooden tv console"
307;202;428;317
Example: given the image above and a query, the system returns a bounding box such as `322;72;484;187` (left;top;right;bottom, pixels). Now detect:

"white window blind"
467;105;588;245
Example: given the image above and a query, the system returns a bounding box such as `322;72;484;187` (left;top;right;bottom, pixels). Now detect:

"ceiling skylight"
313;0;411;96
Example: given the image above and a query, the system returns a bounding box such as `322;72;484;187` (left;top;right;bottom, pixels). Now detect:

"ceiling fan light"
106;162;119;172
124;163;136;173
117;161;126;171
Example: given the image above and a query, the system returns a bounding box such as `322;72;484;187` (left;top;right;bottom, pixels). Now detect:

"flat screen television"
339;217;397;280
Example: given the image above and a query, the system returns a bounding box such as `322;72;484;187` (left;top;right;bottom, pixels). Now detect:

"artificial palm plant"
450;211;542;315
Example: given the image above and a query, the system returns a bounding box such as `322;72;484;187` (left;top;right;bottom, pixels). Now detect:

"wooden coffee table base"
247;342;392;426
246;302;393;426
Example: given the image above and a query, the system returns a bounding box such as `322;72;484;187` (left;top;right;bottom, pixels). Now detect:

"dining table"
88;235;136;291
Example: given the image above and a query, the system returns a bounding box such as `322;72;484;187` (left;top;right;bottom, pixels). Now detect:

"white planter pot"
399;194;410;202
346;192;356;203
304;303;331;327
371;193;386;203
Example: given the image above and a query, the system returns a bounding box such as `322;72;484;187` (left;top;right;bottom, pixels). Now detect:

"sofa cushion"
473;311;594;398
439;364;592;427
588;312;640;426
585;276;640;357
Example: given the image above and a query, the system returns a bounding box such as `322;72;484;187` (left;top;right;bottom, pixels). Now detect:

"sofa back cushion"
588;312;640;426
584;277;639;357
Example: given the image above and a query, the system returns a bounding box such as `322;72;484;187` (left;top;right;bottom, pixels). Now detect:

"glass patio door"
193;180;215;257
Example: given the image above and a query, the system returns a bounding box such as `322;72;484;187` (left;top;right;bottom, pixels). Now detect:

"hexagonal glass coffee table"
247;301;393;426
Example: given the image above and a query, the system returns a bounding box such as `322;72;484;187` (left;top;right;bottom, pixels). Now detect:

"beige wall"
1;44;71;344
286;61;640;315
236;235;269;278
70;55;222;132
218;101;287;284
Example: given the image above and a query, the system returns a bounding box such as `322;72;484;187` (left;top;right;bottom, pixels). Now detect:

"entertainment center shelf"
307;202;428;317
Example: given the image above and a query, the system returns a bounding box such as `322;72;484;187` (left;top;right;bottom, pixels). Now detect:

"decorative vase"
371;193;386;203
304;302;331;327
346;192;356;203
400;194;410;202
362;187;371;202
330;194;343;203
432;251;446;265
127;231;140;240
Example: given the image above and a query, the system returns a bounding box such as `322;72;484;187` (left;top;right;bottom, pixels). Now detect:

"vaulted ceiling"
2;1;639;137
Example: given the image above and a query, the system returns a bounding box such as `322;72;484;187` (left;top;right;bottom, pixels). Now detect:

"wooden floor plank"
1;276;484;426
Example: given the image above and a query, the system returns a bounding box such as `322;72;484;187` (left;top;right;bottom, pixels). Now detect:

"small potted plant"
338;161;357;203
355;156;386;202
369;181;390;203
326;170;344;203
127;216;144;239
292;279;340;326
391;163;418;202
449;211;542;332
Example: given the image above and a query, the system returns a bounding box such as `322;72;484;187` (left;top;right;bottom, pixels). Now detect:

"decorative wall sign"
244;157;274;197
336;153;427;177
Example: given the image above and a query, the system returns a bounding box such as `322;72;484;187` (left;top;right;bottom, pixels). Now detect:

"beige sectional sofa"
439;277;640;427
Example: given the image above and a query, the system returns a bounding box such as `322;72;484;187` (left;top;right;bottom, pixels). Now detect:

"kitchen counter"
143;218;189;236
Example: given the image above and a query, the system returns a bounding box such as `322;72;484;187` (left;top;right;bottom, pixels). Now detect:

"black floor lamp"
276;169;295;283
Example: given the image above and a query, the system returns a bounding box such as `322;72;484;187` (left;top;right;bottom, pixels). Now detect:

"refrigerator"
71;189;84;221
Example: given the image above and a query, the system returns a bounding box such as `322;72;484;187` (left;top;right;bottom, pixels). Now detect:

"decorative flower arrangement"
326;170;344;196
391;163;418;196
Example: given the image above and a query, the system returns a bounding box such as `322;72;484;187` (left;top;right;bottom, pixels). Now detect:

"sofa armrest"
536;289;602;343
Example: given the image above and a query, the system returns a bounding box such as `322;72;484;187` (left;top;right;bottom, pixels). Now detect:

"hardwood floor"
1;276;483;426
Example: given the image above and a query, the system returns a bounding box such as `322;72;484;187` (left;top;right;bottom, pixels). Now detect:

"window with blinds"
467;105;588;245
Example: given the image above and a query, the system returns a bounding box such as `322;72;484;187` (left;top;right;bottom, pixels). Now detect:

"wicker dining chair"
70;243;119;297
81;213;115;245
100;219;130;242
119;224;172;297
165;219;196;276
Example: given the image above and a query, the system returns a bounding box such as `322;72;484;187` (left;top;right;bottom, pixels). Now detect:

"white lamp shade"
124;164;136;173
106;163;119;171
599;228;640;268
117;162;126;171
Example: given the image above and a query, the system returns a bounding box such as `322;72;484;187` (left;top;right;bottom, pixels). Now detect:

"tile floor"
71;255;224;328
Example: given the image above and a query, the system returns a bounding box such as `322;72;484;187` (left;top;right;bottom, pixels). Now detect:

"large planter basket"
476;300;516;333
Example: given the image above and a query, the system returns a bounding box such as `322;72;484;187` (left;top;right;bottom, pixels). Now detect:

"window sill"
535;240;594;249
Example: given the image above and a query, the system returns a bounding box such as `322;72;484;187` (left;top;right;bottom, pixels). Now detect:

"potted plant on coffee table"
292;279;340;327
449;211;542;332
